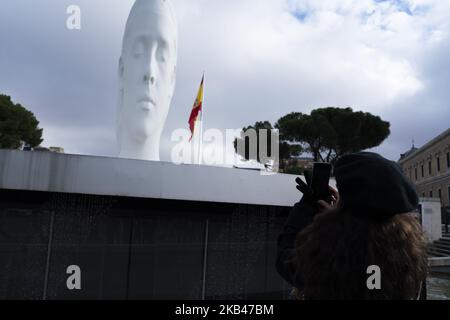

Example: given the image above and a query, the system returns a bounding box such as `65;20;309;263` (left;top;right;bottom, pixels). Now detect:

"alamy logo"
66;265;82;290
66;5;81;30
366;265;381;290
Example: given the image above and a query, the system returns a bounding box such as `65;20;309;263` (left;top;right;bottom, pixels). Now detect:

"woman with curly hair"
276;152;428;300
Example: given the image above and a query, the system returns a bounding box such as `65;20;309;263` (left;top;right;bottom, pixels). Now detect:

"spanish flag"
188;75;204;142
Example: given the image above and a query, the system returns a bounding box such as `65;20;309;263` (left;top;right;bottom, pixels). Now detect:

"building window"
422;192;426;198
428;161;432;176
430;190;433;198
414;167;418;180
437;156;441;172
421;165;424;178
447;152;450;168
438;188;442;200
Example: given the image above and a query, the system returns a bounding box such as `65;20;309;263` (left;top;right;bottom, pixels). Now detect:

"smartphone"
311;163;332;203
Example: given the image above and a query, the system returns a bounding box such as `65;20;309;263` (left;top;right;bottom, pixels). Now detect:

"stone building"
399;128;450;208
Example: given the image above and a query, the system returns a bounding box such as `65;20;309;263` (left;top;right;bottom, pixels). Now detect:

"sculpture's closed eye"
133;40;146;59
157;40;170;63
158;48;168;63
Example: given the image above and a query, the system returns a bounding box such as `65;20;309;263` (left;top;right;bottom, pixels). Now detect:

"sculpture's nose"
143;46;157;86
143;74;155;85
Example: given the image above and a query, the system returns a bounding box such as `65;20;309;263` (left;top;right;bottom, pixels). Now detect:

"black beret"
334;152;418;218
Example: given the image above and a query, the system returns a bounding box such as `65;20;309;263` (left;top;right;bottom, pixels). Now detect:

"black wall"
0;189;292;300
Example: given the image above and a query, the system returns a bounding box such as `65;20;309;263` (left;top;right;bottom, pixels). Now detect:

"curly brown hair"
292;209;428;300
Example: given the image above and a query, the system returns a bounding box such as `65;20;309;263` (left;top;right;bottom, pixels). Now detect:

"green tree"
235;107;390;168
0;94;43;149
276;107;390;162
233;121;302;169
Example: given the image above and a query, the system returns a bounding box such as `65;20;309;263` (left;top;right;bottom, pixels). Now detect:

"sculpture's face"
120;3;177;142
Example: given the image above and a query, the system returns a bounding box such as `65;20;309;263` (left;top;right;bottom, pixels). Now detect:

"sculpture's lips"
138;97;156;111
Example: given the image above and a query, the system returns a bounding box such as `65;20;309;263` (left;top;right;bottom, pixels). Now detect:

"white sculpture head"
117;0;178;161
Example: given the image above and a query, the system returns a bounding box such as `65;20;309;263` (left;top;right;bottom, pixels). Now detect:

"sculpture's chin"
129;124;156;143
119;99;169;146
121;104;158;141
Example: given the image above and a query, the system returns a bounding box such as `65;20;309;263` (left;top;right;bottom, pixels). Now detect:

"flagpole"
199;72;205;165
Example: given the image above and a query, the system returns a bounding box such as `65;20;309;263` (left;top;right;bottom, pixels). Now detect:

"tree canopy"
233;121;302;169
0;94;43;149
235;107;390;169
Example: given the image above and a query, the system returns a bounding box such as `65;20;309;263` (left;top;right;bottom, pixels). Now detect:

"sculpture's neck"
118;130;162;161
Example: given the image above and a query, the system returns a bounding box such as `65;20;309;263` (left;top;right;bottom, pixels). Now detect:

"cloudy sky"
0;0;449;164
